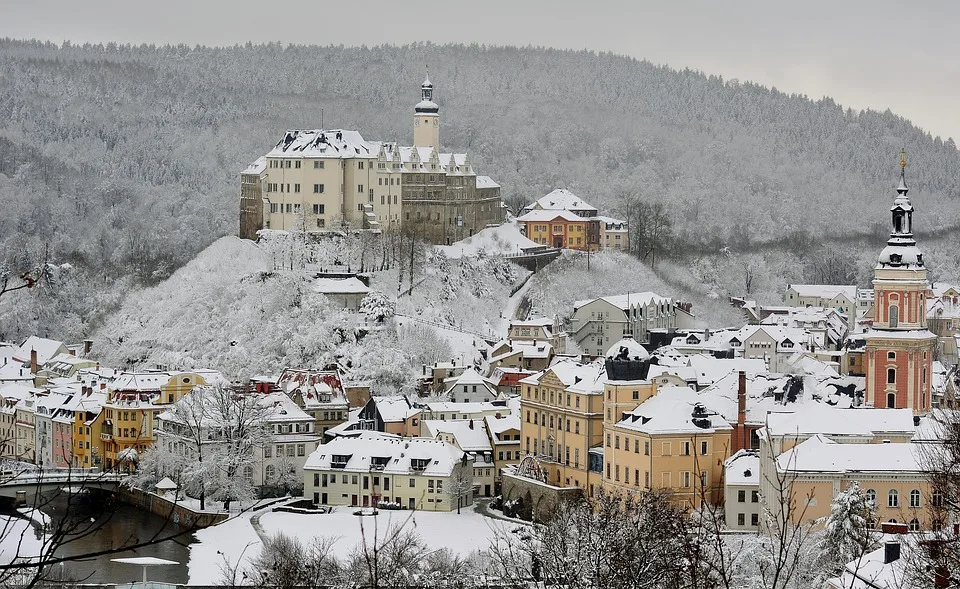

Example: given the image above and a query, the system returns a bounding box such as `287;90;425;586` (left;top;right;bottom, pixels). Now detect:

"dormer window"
889;253;902;265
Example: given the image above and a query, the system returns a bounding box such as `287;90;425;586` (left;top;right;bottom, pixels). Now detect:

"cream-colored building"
422;419;495;497
303;432;473;511
767;435;932;531
784;284;857;319
570;292;695;355
239;77;502;244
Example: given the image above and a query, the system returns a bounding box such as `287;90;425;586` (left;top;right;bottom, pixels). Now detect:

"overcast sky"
5;0;959;140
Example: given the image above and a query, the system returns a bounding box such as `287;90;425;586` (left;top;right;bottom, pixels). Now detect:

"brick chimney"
30;349;38;374
733;371;747;452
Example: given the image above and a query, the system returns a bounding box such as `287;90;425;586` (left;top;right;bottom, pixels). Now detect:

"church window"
887;351;896;360
887;368;896;384
888;305;898;328
887;392;896;409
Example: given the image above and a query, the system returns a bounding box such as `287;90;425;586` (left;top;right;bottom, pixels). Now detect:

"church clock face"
415;119;420;127
433;119;438;127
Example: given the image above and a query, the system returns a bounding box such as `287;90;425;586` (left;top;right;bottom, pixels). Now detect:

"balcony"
100;433;112;442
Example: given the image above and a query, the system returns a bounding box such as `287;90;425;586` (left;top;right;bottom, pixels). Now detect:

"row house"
102;370;223;469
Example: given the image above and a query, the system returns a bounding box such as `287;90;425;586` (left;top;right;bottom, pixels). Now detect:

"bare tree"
615;192;674;266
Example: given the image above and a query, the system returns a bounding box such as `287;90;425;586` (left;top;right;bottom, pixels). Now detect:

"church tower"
864;151;937;414
413;74;440;151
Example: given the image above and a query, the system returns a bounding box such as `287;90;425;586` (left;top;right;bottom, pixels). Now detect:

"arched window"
909;518;920;532
265;464;276;482
865;488;877;506
932;490;943;507
889;305;898;327
887;392;897;409
888;489;899;508
887;351;896;360
887;368;897;384
910;489;921;508
243;466;254;482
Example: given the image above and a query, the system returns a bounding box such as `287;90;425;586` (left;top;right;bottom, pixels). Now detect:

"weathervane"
900;147;907;170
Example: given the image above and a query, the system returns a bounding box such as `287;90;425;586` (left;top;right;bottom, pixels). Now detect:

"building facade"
239;78;502;244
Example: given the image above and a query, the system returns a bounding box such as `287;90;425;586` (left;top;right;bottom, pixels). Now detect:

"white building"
422;419;495;496
723;449;761;531
442;367;500;403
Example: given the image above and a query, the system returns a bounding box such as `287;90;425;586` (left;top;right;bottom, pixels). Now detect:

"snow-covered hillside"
91;236;528;389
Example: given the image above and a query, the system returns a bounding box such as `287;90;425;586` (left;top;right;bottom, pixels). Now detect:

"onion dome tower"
864;150;937;414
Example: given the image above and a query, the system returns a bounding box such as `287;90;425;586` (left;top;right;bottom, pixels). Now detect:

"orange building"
517;209;599;251
864;154;936;414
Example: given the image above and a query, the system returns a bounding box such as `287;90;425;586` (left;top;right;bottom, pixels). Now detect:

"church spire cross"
897;148;908;194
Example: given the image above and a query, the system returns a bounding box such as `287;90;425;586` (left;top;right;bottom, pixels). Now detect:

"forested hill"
1;39;959;340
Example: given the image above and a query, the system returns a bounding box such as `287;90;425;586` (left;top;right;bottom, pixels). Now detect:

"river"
18;490;196;585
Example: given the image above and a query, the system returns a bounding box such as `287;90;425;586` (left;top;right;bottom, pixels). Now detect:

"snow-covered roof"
266;129;374;159
932;282;960;297
574;291;672;312
476;175;500;189
485;414;520;437
687;355;767;388
516;209;586;223
422;420;492;452
16;336;67;364
243;156;267;175
521;359;606;395
524;189;597;213
776;434;921;474
787;284;857;300
615;387;732;435
372;396;420;422
763;406;915;439
304;432;467;477
605;336;650;362
862;328;937;341
724;450;759;486
312;277;370;295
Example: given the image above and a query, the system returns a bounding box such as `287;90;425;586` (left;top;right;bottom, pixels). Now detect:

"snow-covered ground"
0;515;47;566
188;505;518;585
435;220;537;259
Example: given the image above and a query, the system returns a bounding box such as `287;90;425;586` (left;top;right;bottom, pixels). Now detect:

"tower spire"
897;147;908;193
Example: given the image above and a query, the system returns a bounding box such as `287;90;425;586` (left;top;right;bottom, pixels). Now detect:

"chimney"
100;382;106;391
883;540;901;564
83;339;93;355
736;371;747;451
469;419;474;430
881;521;909;535
30;350;38;374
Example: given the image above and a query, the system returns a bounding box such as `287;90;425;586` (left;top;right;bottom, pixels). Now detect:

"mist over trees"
1;39;960;341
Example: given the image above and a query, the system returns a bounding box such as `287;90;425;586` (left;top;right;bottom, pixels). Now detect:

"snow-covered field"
0;515;47;566
188;505;516;585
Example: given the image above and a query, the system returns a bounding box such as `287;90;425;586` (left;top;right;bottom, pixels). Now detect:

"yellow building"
102;370;222;468
517;209;597;251
602;387;732;509
519;359;608;494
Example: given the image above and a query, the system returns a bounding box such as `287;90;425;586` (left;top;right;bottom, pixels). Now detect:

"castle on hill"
239;76;504;244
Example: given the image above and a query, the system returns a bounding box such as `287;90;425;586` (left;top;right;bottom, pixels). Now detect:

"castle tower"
864;150;937;414
413;74;440;151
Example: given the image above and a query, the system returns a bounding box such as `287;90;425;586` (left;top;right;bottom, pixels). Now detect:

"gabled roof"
724;450;759;486
524;189;597;213
312;277;370;295
16;336;68;364
573;292;671;312
516;209;586;223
